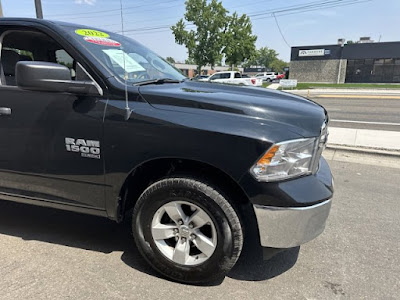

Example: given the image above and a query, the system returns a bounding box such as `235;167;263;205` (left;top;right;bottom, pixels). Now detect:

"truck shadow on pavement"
0;201;299;285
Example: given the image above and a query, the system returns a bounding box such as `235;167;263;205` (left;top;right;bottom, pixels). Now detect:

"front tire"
132;177;243;284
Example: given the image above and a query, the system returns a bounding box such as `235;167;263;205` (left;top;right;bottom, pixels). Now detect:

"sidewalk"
328;127;400;152
285;88;400;98
267;83;280;90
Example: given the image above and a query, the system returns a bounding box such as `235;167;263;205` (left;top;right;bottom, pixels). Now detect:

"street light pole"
0;0;4;18
34;0;43;19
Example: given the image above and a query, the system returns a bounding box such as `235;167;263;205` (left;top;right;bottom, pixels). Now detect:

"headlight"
250;138;317;182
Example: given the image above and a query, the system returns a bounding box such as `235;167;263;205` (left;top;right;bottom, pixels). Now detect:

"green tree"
269;59;288;72
166;56;176;64
257;47;279;70
243;47;286;71
171;0;229;73
242;53;259;68
223;12;257;69
185;57;196;64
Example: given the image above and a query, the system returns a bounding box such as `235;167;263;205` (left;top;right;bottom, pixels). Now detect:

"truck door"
0;27;107;211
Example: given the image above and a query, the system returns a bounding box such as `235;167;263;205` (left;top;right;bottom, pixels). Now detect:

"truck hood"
138;81;327;137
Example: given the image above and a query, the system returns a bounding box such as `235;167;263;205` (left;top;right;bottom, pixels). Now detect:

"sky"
1;0;399;62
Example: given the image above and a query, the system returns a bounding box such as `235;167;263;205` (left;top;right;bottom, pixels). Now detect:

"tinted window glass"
0;30;75;85
220;73;230;79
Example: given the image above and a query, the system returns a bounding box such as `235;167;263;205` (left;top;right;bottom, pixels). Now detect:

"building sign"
299;49;325;57
280;79;297;88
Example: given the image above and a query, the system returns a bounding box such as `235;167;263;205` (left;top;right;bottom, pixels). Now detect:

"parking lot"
0;154;399;299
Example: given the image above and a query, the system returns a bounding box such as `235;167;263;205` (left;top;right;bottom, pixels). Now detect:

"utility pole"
34;0;43;19
0;0;4;18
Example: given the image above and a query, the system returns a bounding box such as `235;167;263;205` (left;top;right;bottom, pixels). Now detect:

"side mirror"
16;61;102;96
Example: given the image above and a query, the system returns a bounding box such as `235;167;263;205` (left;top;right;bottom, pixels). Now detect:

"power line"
110;0;370;35
248;0;361;18
223;0;275;11
272;13;291;48
117;24;190;33
68;3;183;21
49;0;183;20
100;14;185;28
68;0;274;28
118;24;196;35
251;0;371;20
63;0;358;33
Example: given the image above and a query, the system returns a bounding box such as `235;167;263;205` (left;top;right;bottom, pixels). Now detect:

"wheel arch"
116;158;257;237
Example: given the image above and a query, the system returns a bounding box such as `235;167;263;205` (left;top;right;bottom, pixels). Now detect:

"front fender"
102;100;304;219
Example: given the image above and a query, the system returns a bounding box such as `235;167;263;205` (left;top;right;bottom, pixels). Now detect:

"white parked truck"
207;71;263;86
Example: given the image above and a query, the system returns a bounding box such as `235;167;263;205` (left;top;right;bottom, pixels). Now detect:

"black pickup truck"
0;18;333;284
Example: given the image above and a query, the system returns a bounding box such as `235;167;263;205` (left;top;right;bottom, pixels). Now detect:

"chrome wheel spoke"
151;200;217;266
164;202;186;224
188;209;209;228
192;232;216;257
173;238;190;265
151;224;177;240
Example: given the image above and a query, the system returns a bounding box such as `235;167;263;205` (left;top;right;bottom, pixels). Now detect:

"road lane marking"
331;119;400;126
316;95;400;99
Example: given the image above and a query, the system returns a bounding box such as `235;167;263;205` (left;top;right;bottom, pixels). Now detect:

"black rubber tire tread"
132;177;244;284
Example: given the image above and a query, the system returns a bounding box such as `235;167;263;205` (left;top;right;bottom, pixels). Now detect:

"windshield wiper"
134;78;182;86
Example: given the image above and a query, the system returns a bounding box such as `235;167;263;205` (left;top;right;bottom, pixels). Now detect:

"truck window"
220;73;230;79
56;49;76;78
210;73;221;80
0;30;76;86
234;73;241;78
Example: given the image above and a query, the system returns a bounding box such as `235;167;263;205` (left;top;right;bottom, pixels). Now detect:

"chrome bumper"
253;199;332;248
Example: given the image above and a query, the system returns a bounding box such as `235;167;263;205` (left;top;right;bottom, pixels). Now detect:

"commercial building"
290;41;400;83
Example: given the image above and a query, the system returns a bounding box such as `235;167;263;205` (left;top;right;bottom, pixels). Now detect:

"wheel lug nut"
173;229;179;234
178;220;183;225
189;223;194;229
181;237;187;243
190;234;196;240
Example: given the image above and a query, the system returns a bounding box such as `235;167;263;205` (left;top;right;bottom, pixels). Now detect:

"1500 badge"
65;137;101;159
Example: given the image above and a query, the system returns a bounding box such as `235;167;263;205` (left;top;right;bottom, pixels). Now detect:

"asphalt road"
310;96;400;131
0;156;399;299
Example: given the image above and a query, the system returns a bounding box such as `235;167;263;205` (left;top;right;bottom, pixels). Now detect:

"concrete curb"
326;144;400;157
327;127;400;151
284;89;400;97
324;146;400;169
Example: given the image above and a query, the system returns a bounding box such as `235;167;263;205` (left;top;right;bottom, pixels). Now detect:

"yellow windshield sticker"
75;29;109;38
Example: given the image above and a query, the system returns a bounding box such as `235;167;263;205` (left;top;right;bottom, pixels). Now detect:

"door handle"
0;107;11;116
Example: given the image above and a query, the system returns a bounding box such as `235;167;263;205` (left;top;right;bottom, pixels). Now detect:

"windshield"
63;26;186;84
